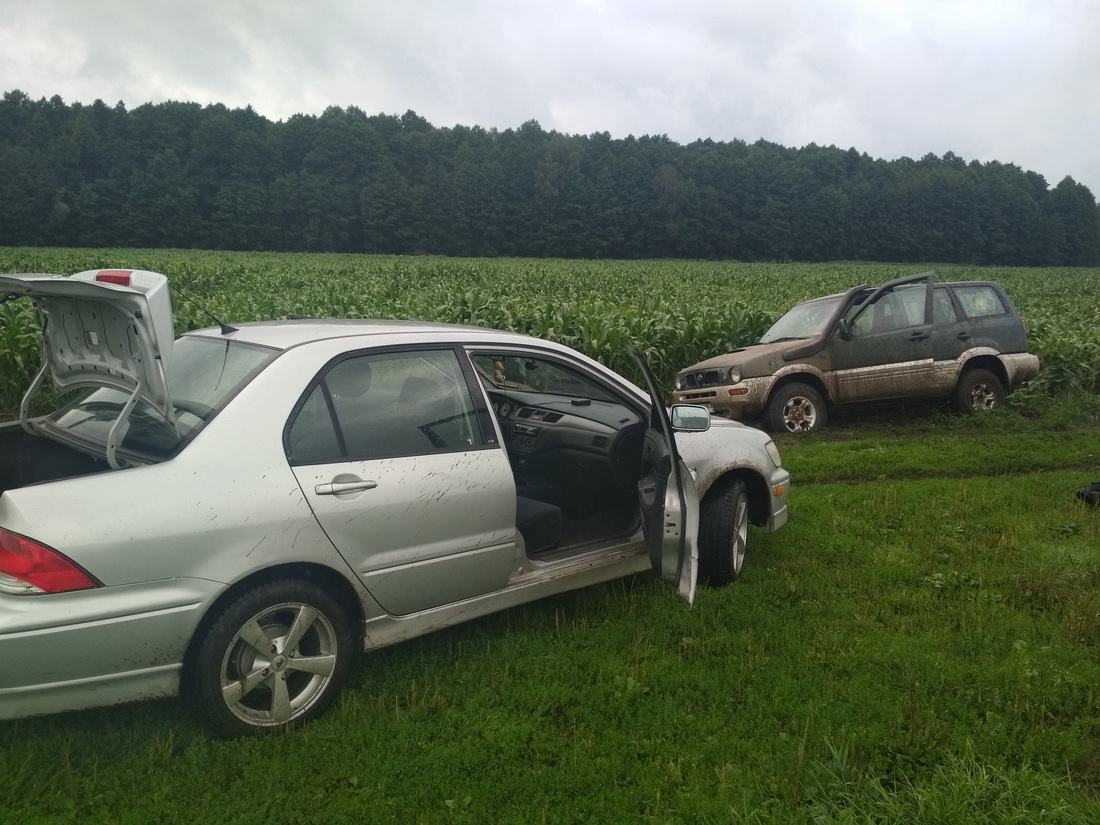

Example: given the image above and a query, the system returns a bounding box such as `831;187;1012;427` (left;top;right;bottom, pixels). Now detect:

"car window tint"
851;285;927;336
287;349;489;464
167;338;275;412
892;284;927;327
46;337;277;460
286;384;342;463
761;295;846;343
850;292;902;335
955;285;1006;318
472;353;619;402
933;288;958;324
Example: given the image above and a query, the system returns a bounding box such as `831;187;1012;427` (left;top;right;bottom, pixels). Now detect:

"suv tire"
951;368;1005;413
764;382;827;433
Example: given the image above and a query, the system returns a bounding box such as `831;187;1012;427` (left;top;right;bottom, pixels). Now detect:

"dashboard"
488;393;641;456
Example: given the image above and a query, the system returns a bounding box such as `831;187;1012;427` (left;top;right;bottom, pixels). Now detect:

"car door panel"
286;347;518;616
293;450;517;615
929;286;972;392
633;350;699;604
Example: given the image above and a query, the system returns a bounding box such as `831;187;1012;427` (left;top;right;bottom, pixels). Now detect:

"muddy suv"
672;271;1040;433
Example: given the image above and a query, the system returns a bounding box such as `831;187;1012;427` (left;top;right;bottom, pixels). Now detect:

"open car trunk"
0;421;113;496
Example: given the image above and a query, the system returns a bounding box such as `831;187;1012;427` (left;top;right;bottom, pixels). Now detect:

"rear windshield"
43;337;277;460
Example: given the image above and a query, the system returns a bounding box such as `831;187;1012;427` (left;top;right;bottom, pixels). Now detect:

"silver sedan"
0;269;789;736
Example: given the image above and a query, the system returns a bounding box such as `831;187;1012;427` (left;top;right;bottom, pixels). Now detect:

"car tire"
951;368;1005;413
764;382;826;433
698;477;749;587
185;579;354;738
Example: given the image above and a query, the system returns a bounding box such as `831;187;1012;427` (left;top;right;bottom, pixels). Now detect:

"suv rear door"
950;282;1029;353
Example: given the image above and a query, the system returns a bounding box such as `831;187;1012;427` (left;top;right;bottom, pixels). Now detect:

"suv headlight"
725;367;742;385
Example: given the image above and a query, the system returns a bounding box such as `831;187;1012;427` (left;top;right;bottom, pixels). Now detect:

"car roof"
182;317;544;351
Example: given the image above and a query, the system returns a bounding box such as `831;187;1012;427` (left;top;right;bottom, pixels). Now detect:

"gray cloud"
1;0;1097;197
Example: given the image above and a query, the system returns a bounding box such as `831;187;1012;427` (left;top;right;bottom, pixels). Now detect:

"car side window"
954;285;1006;319
892;284;928;327
286;383;343;463
933;288;958;324
286;349;490;465
850;292;905;335
849;284;928;336
473;353;618;401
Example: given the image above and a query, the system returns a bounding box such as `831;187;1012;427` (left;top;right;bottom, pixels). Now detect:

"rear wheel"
951;368;1005;413
185;579;353;738
764;382;826;433
698;477;749;587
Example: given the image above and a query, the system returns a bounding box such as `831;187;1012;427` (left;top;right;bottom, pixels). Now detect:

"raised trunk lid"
0;269;176;467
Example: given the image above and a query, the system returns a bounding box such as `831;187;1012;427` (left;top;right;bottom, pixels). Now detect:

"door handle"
315;480;378;495
909;332;929;342
957;332;971;340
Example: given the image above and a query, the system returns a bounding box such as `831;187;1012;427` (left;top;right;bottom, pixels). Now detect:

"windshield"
44;336;277;460
758;295;846;344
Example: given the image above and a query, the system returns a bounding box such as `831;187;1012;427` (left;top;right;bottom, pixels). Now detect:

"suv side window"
933;287;958;324
286;349;491;464
892;284;928;327
955;285;1006;319
849;285;926;336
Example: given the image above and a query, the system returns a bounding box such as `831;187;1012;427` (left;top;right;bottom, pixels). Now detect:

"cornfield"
1;248;1098;415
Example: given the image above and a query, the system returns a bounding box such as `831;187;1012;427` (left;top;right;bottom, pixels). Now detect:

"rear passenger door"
928;285;973;392
950;283;1029;353
285;346;518;616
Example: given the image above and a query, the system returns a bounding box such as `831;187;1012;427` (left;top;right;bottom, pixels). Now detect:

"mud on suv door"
830;274;934;403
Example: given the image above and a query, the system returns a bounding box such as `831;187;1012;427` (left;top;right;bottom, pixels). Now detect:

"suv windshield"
43;336;277;460
758;295;845;344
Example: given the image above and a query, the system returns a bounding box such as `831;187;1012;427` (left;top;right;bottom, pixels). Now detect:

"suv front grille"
681;369;726;390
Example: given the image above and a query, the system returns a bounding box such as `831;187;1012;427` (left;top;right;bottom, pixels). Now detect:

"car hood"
679;339;810;380
0;269;176;417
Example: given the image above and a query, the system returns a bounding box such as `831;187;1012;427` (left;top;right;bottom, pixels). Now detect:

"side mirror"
670;404;711;432
837;319;852;341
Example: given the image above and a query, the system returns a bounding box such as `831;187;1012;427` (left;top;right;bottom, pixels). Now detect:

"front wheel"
698;478;749;587
951;368;1005;413
185;579;354;738
764;382;827;433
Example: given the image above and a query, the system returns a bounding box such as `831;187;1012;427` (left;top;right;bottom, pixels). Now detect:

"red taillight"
0;528;100;595
95;270;133;286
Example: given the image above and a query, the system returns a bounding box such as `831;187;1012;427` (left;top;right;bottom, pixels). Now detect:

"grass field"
2;250;1100;823
2;398;1099;824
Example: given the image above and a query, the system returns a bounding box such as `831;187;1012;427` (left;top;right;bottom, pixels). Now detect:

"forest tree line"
1;89;1098;265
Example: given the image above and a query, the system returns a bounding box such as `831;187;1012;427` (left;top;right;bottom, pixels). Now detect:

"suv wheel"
764;382;826;433
951;369;1005;413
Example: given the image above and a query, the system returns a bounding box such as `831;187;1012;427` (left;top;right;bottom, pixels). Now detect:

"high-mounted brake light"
0;528;100;595
94;270;133;286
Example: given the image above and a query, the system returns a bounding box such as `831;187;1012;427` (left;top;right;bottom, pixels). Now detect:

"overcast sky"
2;0;1097;198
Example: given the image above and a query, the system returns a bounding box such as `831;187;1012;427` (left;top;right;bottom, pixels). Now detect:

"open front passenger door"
633;349;700;605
